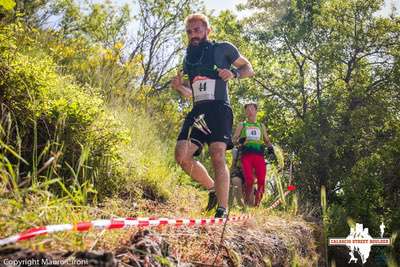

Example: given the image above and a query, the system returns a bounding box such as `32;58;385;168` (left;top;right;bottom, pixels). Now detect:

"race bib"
192;78;216;102
246;126;261;141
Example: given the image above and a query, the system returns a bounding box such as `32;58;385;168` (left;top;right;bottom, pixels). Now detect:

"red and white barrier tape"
0;186;296;246
267;185;297;210
0;215;250;246
267;190;291;210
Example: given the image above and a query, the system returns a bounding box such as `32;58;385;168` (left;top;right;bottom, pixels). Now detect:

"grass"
110;103;187;201
0;148;318;264
0;166;320;267
387;232;399;267
321;185;328;267
0;102;319;266
0;102;182;248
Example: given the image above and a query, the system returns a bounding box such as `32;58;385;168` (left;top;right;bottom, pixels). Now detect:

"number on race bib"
199;82;207;92
192;79;216;102
246;127;261;141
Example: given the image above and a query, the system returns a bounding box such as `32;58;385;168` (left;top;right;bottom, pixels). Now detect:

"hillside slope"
0;187;321;267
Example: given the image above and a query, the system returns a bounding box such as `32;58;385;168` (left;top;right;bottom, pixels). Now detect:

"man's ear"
207;27;212;35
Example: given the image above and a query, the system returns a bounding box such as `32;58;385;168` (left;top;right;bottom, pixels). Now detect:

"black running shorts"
177;101;233;150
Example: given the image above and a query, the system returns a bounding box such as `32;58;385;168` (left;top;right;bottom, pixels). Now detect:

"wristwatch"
230;68;240;79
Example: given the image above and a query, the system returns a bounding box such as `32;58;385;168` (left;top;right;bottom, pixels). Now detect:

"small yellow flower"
114;42;124;50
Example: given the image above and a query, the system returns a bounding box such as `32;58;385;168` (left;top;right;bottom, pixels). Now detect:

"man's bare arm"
232;55;255;78
232;123;244;145
176;84;192;98
171;72;192;98
262;124;273;147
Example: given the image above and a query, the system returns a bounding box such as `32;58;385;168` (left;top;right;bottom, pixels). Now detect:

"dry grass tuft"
0;185;320;266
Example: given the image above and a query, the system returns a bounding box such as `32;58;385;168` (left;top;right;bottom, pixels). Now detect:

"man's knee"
209;144;226;166
175;152;190;168
175;141;198;166
211;152;225;164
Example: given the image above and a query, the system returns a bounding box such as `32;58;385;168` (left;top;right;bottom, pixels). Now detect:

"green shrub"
0;24;128;199
0;23;188;202
112;105;187;202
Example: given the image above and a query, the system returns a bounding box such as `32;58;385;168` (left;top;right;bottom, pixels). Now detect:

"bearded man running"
171;13;254;218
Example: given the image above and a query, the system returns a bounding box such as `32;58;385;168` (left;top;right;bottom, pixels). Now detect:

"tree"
239;0;400;263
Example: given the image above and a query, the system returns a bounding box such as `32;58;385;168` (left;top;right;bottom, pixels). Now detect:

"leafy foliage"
235;0;400;264
0;0;16;11
0;22;129;197
0;0;399;263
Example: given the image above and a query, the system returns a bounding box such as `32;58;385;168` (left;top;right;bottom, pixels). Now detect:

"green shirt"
240;122;264;154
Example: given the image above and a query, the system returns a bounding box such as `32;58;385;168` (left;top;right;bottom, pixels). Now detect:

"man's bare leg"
175;140;214;189
209;142;229;209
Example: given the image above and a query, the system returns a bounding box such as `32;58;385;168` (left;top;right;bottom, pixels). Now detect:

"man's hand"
171;71;184;91
171;71;192;98
238;137;246;145
217;68;235;81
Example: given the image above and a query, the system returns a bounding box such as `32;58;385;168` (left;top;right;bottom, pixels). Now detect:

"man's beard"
190;36;207;46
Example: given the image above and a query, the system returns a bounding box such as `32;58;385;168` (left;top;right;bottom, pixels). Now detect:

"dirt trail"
0;214;320;267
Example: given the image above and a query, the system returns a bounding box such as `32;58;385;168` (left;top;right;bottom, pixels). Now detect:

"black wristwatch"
230;68;240;79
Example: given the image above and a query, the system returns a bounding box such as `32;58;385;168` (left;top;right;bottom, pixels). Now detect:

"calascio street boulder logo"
329;223;391;264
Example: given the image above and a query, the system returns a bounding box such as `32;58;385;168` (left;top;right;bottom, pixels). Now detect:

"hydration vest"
183;41;229;104
240;122;264;154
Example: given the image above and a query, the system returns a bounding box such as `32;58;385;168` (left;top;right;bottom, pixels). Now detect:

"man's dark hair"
244;103;258;110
